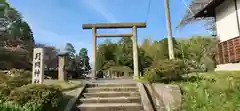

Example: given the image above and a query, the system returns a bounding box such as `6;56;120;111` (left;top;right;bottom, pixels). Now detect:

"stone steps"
78;103;143;111
82;92;140;98
80;97;142;103
77;83;144;111
84;87;138;93
87;84;136;88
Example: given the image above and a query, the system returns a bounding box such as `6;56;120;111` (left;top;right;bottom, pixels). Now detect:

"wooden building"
102;66;134;79
195;0;240;71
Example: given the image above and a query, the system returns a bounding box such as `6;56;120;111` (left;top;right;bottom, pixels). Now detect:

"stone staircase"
77;83;145;111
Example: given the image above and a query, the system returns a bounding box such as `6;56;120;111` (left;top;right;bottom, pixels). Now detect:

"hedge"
0;84;63;111
143;59;187;83
0;69;31;89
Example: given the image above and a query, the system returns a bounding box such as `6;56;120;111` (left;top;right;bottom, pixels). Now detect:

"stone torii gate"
82;22;146;79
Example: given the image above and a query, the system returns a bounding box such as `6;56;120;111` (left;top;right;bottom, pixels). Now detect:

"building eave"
194;0;225;18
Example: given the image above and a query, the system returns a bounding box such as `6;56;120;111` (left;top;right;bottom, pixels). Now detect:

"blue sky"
7;0;210;57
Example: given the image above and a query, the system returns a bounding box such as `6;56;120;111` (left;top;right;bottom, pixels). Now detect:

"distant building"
102;66;133;79
194;0;240;71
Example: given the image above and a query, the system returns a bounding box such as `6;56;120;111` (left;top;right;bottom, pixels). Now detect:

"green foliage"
0;101;30;111
0;73;8;84
96;38;134;71
6;84;63;111
0;1;34;70
6;76;31;89
0;48;32;70
0;84;10;101
0;69;64;111
64;43;76;59
178;36;217;72
179;72;240;111
139;48;153;75
96;36;216;81
141;69;158;83
143;59;187;83
63;43;90;77
96;52;105;71
78;48;91;71
0;69;31;89
79;48;87;57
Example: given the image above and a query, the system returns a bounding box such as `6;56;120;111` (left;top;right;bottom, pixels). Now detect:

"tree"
178;0;215;33
78;48;90;72
79;48;87;57
96;38;133;70
0;1;35;70
0;0;8;34
159;37;181;59
138;48;152;75
177;36;217;72
0;0;9;32
35;43;59;70
117;38;133;68
1;3;34;50
64;43;76;59
96;40;117;70
96;52;105;71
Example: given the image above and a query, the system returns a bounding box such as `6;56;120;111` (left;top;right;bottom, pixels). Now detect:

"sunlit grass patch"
178;71;240;111
43;80;82;91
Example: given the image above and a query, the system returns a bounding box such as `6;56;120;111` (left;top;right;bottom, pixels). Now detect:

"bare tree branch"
177;0;215;32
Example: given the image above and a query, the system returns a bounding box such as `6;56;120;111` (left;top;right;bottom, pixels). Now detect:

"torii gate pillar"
132;26;139;79
92;27;97;79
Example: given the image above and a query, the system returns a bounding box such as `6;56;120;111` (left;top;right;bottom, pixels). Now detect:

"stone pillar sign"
32;48;44;84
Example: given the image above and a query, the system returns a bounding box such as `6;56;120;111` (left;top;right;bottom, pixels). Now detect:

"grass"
58;94;74;111
44;80;83;111
43;80;82;91
175;71;240;111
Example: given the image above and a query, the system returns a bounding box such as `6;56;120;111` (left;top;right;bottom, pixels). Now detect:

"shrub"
0;85;10;102
6;74;31;89
0;100;44;111
6;84;63;111
142;69;159;83
1;69;32;88
0;73;9;84
6;68;31;78
143;59;187;83
0;101;32;111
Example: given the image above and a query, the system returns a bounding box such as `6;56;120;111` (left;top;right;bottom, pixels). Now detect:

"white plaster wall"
216;0;239;42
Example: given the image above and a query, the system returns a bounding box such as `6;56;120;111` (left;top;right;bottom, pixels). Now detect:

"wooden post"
132;26;139;79
164;0;175;60
92;27;97;79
